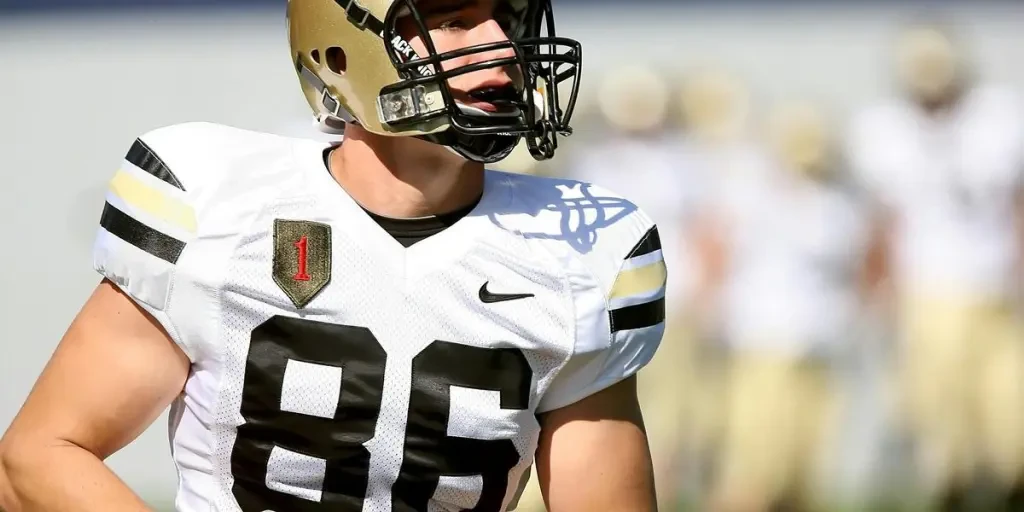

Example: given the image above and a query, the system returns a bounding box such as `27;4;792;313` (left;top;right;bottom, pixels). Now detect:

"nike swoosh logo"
479;282;535;303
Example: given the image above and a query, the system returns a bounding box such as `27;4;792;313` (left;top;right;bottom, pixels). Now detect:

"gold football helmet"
598;66;671;135
287;0;582;163
678;68;750;145
765;100;833;180
895;23;968;107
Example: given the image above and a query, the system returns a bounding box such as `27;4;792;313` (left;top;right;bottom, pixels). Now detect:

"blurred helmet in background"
765;100;834;180
597;66;671;135
677;69;751;145
895;23;968;107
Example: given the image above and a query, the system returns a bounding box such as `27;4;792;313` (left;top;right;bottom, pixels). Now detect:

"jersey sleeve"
92;125;203;360
537;207;666;413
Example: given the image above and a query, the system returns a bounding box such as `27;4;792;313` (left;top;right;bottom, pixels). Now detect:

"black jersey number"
230;316;533;512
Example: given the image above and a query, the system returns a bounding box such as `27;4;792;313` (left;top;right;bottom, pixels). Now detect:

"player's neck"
328;125;485;219
917;85;965;117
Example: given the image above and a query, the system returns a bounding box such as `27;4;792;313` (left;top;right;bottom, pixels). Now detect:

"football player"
701;100;870;512
848;21;1024;511
674;68;764;502
0;0;666;511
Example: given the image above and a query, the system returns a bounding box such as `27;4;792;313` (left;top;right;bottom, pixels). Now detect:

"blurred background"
2;1;1024;511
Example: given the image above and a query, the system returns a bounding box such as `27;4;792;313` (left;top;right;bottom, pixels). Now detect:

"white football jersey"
713;169;869;355
92;122;666;512
848;85;1024;298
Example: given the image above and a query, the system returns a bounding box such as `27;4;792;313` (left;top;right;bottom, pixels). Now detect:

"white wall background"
2;2;1023;504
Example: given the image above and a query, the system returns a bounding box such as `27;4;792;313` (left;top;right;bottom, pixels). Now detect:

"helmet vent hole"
309;49;321;65
326;47;347;75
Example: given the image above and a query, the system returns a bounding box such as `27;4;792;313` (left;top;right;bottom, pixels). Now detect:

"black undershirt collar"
322;147;481;248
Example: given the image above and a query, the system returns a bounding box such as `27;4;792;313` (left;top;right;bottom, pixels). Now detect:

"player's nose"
460;18;518;87
467;18;517;64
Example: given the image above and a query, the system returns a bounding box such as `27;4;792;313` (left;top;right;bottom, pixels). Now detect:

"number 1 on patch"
293;235;311;281
272;219;331;309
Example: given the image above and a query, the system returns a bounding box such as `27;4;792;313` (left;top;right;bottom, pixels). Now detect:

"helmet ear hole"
325;47;347;75
309;49;321;65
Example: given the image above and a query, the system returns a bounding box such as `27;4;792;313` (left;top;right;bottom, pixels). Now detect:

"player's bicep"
535;376;657;512
1;280;189;461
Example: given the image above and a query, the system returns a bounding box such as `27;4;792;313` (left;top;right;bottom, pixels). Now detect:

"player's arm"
690;211;728;327
862;211;890;289
859;204;893;312
1;126;204;512
535;376;657;512
535;219;666;512
0;280;190;512
845;112;893;311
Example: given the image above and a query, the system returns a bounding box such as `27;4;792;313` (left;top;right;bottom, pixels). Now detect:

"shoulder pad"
498;173;666;412
94;122;320;361
93;122;266;308
494;172;662;297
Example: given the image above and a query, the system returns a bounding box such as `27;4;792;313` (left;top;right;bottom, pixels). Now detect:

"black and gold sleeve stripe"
608;226;666;333
126;138;185;191
626;224;661;259
610;296;666;333
100;138;192;264
100;202;186;264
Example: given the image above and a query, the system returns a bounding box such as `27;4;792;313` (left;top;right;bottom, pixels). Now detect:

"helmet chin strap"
314;89;544;138
318;88;546;162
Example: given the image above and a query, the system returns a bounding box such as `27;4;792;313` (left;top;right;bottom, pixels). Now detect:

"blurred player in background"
674;68;766;506
677;69;764;328
697;100;870;512
0;0;667;510
848;21;1024;511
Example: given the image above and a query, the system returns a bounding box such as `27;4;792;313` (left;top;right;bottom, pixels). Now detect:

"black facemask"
378;0;583;163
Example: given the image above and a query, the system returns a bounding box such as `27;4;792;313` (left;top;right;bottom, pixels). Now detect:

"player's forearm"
1;441;152;512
